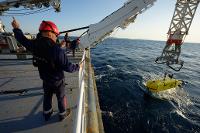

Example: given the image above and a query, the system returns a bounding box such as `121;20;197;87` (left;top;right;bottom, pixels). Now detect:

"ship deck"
0;50;84;133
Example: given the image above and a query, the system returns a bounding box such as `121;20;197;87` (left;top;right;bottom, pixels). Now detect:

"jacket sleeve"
55;47;79;72
13;28;34;52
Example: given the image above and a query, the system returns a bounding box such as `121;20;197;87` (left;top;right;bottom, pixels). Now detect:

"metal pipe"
59;26;89;34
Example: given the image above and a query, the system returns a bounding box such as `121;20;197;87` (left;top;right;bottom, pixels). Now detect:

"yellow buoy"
146;78;182;93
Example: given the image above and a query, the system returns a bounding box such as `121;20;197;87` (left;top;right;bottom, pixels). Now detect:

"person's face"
49;31;58;43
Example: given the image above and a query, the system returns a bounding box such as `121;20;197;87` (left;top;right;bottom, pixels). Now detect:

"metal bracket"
155;44;184;71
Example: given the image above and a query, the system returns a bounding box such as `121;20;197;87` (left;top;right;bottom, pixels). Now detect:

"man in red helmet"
11;19;80;121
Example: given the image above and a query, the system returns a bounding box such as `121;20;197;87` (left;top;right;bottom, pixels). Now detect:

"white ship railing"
74;49;86;133
74;49;104;133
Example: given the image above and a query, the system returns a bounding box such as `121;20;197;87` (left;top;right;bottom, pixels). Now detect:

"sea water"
91;38;200;133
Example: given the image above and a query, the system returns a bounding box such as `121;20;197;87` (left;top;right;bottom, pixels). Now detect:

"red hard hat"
39;21;59;36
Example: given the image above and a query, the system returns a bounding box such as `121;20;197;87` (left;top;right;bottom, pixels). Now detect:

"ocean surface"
91;38;200;133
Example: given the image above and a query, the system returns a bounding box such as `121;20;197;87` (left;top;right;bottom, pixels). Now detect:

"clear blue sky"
1;0;200;43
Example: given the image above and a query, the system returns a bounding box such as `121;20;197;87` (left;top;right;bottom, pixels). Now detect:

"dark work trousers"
43;79;67;115
72;49;75;57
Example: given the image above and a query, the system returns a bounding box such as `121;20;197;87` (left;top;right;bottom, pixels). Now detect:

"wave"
106;65;116;70
95;74;106;80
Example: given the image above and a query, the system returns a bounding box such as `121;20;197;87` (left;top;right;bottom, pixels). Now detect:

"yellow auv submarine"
145;77;183;93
